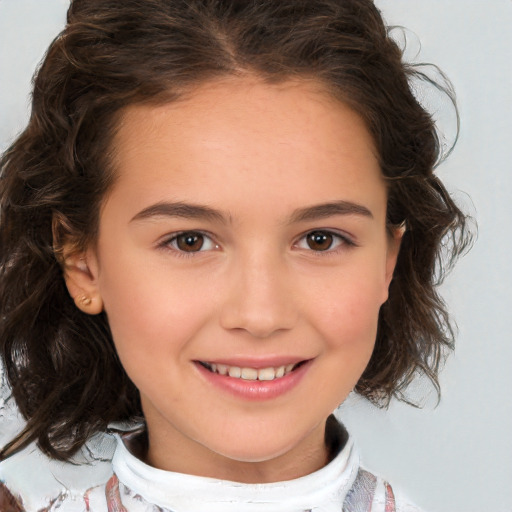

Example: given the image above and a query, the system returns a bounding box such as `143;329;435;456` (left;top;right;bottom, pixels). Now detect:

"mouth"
197;360;308;382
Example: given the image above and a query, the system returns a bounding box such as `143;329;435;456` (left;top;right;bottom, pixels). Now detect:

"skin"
65;77;402;483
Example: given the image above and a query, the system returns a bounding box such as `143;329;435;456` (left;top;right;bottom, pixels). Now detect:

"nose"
219;251;298;338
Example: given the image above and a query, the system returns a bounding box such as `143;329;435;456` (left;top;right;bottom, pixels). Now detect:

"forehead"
107;77;385;220
114;76;377;158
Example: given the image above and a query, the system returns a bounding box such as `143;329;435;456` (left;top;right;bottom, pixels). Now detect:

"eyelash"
158;229;356;258
158;230;219;259
293;229;356;254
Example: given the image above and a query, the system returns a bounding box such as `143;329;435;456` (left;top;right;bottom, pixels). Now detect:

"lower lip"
195;360;312;401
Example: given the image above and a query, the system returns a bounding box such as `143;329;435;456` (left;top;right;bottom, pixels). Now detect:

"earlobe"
62;250;104;315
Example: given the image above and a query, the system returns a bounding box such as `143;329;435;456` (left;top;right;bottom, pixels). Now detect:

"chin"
202;419;324;466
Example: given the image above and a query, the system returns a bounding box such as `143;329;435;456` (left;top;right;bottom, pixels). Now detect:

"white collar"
111;427;360;512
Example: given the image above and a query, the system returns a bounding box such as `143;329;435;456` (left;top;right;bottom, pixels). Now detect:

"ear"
62;248;104;315
384;222;406;288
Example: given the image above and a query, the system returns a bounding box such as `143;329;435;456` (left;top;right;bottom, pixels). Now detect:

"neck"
129;416;345;483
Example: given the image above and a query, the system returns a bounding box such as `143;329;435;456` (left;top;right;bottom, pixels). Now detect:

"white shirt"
0;421;424;512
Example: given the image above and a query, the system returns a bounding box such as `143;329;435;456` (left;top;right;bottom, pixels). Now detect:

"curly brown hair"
0;0;470;461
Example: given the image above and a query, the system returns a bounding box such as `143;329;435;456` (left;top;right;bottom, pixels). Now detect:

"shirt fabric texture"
0;419;424;512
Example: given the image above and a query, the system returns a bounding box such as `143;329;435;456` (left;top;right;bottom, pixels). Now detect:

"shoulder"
0;433;115;512
344;467;428;512
327;418;428;512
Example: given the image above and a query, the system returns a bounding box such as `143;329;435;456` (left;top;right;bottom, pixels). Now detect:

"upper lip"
195;356;310;369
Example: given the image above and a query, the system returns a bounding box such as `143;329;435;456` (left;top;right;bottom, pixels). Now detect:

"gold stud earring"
78;295;92;306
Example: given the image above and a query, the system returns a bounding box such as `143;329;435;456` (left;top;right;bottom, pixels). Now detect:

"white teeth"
228;366;241;378
258;367;277;381
241;367;258;380
204;362;300;381
217;364;228;375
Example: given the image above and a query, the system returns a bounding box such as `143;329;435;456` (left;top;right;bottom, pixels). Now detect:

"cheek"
304;264;386;346
300;277;383;406
322;293;380;360
98;258;218;370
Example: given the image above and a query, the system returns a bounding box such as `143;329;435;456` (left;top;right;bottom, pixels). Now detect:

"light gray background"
1;1;511;511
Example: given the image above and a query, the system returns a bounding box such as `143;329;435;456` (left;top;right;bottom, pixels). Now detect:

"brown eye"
306;231;334;251
175;232;205;252
166;231;218;254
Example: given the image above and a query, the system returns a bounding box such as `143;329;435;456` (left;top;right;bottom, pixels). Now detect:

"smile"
195;358;312;400
198;361;304;381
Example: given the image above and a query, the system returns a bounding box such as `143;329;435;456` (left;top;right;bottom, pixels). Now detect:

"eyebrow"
130;201;228;224
131;199;373;224
289;200;373;223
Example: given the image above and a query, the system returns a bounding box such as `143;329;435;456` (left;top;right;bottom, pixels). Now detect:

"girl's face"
67;77;401;482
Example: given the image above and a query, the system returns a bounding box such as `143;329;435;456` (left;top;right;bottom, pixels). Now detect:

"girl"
0;0;469;510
